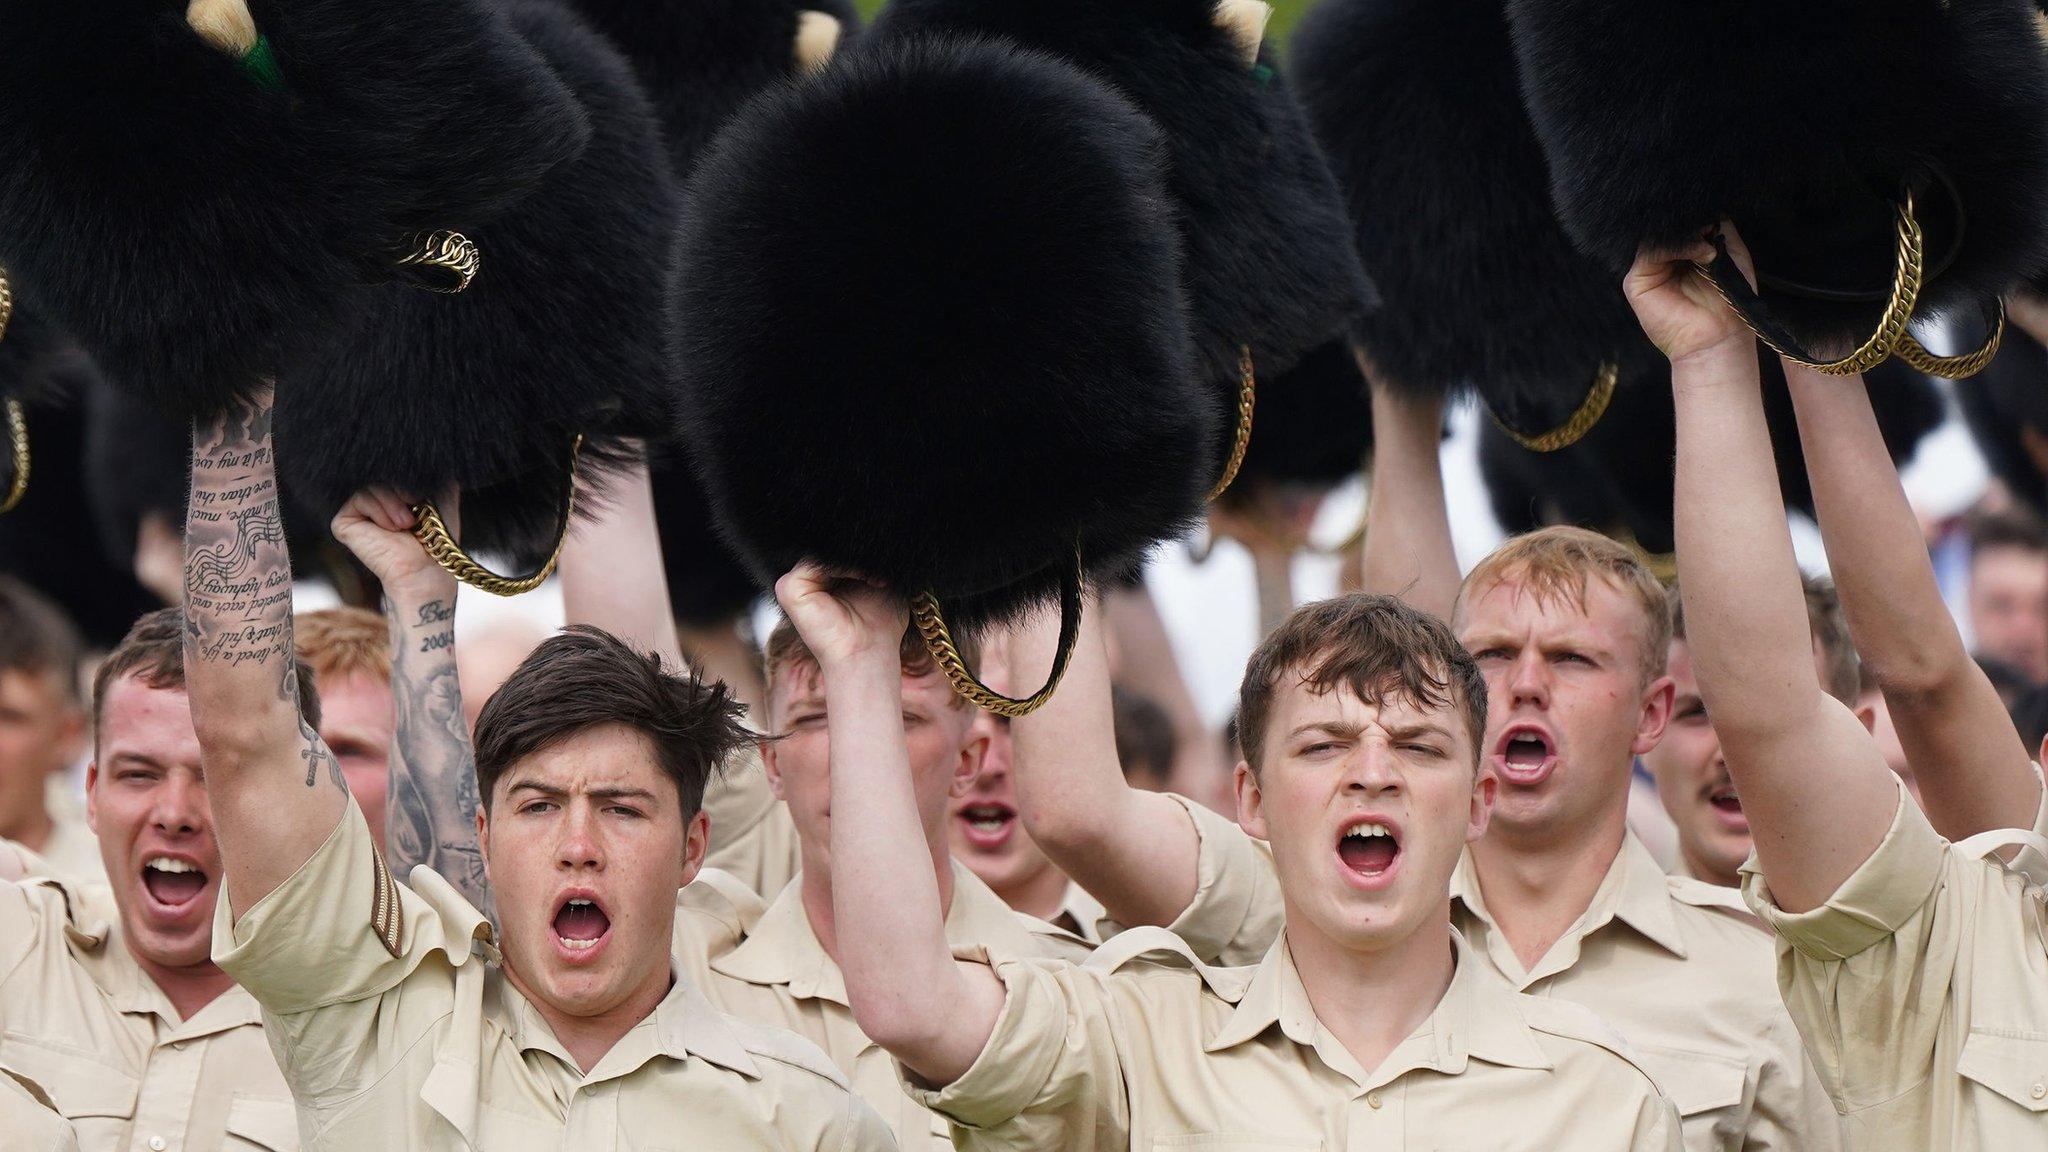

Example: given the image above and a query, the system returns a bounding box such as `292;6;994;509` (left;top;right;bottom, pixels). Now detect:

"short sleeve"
1160;794;1283;966
1741;781;1946;962
902;956;1131;1152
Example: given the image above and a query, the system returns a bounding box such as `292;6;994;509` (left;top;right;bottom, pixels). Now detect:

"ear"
950;723;989;800
84;762;100;835
1233;760;1268;840
680;809;711;885
1213;0;1272;67
474;805;491;882
762;740;788;802
793;11;842;76
1467;767;1497;844
1856;701;1879;736
1630;675;1677;757
186;0;258;57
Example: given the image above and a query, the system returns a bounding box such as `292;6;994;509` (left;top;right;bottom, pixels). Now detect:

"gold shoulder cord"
913;550;1085;718
1489;360;1618;453
1207;345;1257;501
410;434;584;597
1;268;25;515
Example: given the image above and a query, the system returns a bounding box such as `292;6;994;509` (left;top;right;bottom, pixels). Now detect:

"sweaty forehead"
1267;672;1453;737
498;724;672;800
96;676;201;758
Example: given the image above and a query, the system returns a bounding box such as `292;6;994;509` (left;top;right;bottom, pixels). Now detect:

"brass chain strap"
1698;193;1924;377
1895;303;2005;379
1489;360;1619;453
912;552;1084;718
409;434;584;596
1208;345;1257;501
394;230;481;295
0;267;24;515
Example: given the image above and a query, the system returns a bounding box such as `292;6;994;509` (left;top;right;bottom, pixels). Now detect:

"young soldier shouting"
786;563;1682;1151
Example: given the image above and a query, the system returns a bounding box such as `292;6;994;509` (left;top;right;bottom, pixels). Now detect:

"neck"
1468;798;1628;971
994;860;1072;923
507;962;671;1075
1;804;55;854
1285;908;1456;1076
803;831;956;962
129;943;235;1023
1681;846;1741;890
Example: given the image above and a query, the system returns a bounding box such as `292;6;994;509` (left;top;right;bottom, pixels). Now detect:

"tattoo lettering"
385;595;494;917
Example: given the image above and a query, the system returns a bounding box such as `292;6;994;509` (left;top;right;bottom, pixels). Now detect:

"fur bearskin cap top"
1509;0;2048;352
1291;0;1650;416
872;0;1373;439
1956;328;2048;516
0;0;590;414
672;36;1211;630
275;0;680;565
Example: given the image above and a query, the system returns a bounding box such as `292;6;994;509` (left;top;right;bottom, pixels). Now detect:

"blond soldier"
1640;231;2048;1151
293;607;396;848
185;393;889;1151
797;568;1680;1151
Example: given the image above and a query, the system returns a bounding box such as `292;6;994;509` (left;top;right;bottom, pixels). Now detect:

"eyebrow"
1381;722;1455;743
105;752;169;772
504;782;662;804
1285;721;1360;741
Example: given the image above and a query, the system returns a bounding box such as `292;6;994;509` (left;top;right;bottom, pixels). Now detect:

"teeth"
1344;823;1391;840
558;936;598;951
146;857;198;873
566;899;592;908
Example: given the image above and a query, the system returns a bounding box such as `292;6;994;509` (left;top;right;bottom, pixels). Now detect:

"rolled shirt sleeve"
1159;794;1283;967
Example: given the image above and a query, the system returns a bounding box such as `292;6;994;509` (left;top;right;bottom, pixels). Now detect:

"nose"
151;771;206;838
1506;648;1551;709
1342;741;1404;798
555;802;605;872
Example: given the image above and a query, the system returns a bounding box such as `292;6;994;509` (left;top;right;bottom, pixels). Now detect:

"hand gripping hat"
276;0;680;592
871;0;1375;503
671;36;1211;715
1509;0;2048;380
1290;0;1654;449
0;0;589;413
571;0;864;624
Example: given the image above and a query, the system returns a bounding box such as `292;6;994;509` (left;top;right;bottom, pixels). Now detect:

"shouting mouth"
1335;817;1402;890
1706;783;1748;833
551;892;613;962
140;855;211;917
957;802;1018;851
1493;724;1558;787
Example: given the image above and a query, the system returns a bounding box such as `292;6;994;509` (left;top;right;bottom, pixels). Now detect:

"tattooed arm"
183;387;350;914
330;490;493;916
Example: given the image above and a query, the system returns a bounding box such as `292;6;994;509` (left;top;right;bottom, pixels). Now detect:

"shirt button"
1366;1092;1383;1110
2031;1082;2046;1101
149;1138;167;1152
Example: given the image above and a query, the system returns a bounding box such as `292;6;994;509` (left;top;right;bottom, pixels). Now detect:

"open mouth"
1493;725;1558;787
1706;784;1748;830
1335;818;1402;888
957;802;1017;851
141;856;209;911
552;894;612;957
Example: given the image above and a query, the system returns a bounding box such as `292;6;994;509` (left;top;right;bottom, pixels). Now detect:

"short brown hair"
93;608;319;743
762;616;976;711
1458;527;1672;682
1668;574;1861;706
474;626;750;817
1111;686;1177;785
1967;506;2048;561
1237;594;1488;773
295;607;392;687
0;576;83;706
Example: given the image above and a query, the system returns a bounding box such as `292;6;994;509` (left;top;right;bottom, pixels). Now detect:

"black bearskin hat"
1508;0;2048;355
1957;327;2048;516
672;36;1210;630
276;0;679;566
1291;0;1652;424
871;0;1374;451
0;0;588;413
1225;339;1373;499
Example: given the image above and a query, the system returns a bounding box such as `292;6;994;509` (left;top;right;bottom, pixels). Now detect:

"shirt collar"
493;970;760;1085
1206;931;1553;1085
711;860;1040;1005
52;896;264;1036
1450;833;1688;965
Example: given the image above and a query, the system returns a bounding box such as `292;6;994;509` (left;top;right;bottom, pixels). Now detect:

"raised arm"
329;490;491;914
1356;358;1459;621
1783;361;2040;836
1637;240;1898;912
558;453;686;669
777;565;1003;1087
183;388;349;913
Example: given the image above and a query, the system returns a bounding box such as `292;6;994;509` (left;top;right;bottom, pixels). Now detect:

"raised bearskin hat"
1291;0;1653;435
1224;339;1373;499
274;0;679;576
672;36;1210;707
1956;326;2048;516
1508;0;2048;377
871;0;1373;488
0;0;588;413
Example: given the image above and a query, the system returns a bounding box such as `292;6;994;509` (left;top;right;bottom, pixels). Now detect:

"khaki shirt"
213;799;893;1152
1451;835;1839;1152
0;876;295;1152
909;926;1682;1151
674;860;1092;1149
701;745;802;899
5;1068;82;1152
1741;780;2048;1151
35;817;108;890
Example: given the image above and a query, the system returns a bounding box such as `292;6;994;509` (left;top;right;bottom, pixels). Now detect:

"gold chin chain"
1489;360;1619;453
394;230;481;295
409;434;584;596
1895;303;2006;379
913;550;1085;718
1207;345;1257;501
0;268;25;515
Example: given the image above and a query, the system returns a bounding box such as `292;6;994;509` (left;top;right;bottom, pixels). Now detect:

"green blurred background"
849;0;1316;47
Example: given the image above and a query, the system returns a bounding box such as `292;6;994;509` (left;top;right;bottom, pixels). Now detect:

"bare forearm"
1785;362;2039;835
559;454;685;668
1099;583;1218;794
1358;375;1457;620
383;587;492;915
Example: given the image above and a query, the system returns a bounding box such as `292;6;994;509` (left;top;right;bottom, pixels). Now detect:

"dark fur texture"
872;0;1374;448
1227;338;1373;495
82;384;189;568
0;0;588;413
1482;353;1946;554
0;307;91;410
650;450;764;625
1956;327;2048;516
1291;0;1650;409
277;0;679;564
1509;0;2048;348
671;37;1210;629
570;0;860;180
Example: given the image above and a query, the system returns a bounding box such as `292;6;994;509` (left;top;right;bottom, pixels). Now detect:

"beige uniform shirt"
909;926;1682;1152
213;800;893;1152
0;876;295;1152
1450;836;1838;1152
1741;780;2048;1151
701;745;802;899
674;861;1092;1149
5;1069;82;1152
34;818;108;889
